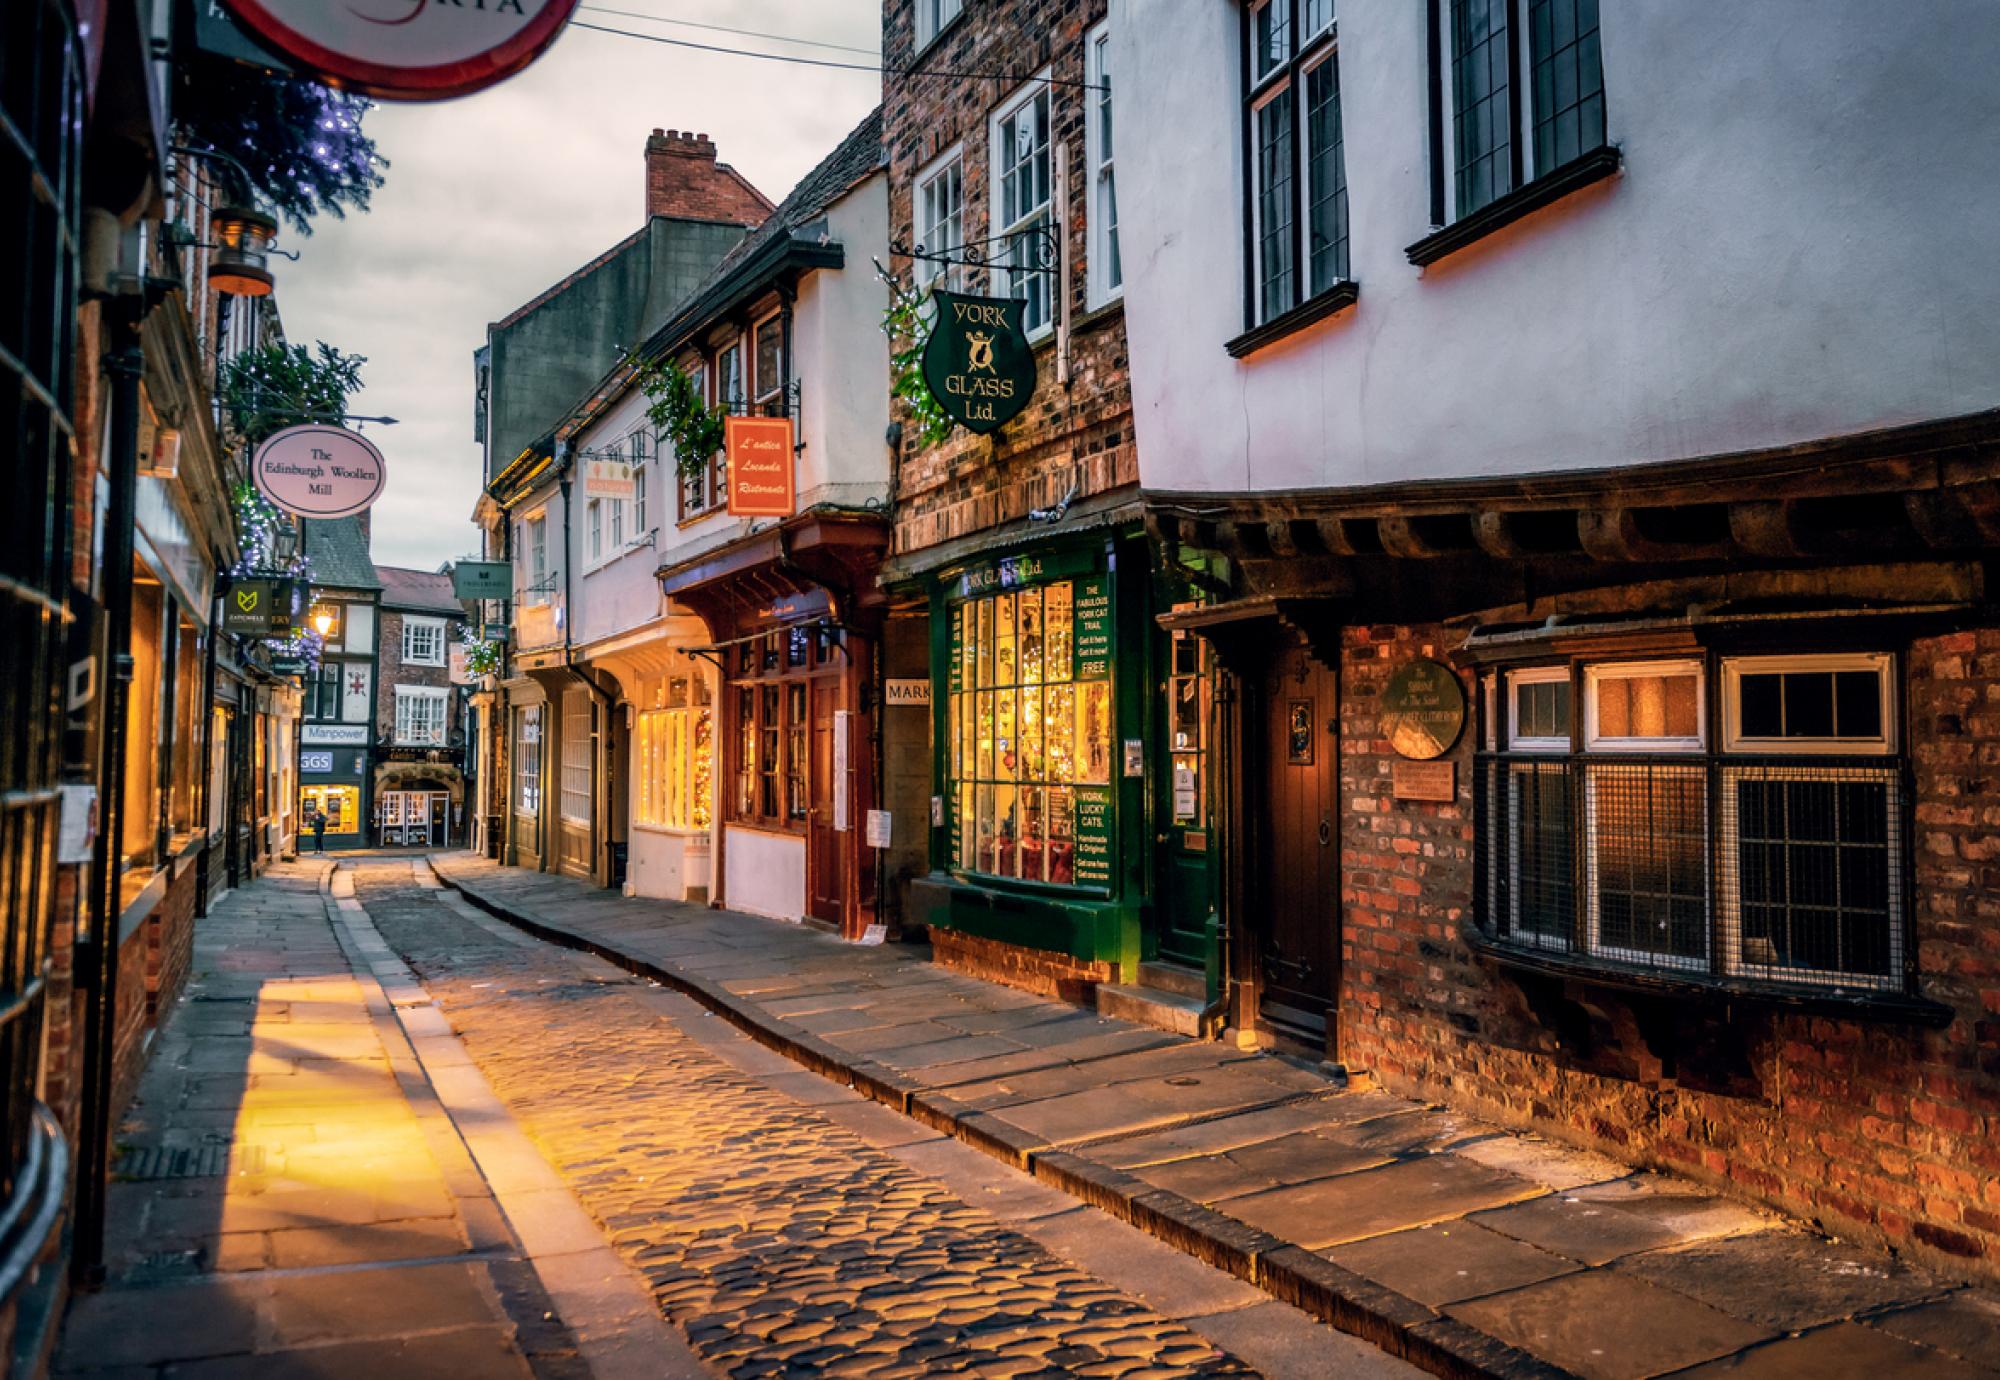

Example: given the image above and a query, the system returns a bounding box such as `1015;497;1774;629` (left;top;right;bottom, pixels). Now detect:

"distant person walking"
310;809;327;854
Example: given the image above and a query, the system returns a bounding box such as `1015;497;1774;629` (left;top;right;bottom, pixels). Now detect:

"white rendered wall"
1112;0;2000;495
573;387;669;650
724;827;805;922
794;169;893;510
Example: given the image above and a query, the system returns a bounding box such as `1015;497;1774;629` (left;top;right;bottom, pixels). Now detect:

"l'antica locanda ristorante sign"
253;425;388;520
221;0;581;101
921;290;1038;435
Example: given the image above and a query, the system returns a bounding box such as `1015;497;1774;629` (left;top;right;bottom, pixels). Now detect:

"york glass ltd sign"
921;291;1036;435
220;0;580;101
253;425;387;520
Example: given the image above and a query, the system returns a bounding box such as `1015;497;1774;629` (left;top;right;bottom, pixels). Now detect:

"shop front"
374;749;465;847
298;733;369;851
659;513;888;936
907;530;1158;995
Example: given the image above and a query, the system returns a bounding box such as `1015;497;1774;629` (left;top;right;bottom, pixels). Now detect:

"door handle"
1318;819;1331;846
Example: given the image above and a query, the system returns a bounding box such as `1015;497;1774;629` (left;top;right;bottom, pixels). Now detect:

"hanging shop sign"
252;425;387;520
585;458;634;499
218;0;581;102
222;577;303;635
450;560;512;600
724;416;796;517
1381;658;1467;761
921;290;1037;435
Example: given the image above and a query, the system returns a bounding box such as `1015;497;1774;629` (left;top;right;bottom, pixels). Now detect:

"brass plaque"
1380;659;1466;761
1392;759;1457;802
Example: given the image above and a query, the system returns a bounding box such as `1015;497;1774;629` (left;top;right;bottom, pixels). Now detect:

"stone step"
1094;982;1205;1038
1136;961;1205;1000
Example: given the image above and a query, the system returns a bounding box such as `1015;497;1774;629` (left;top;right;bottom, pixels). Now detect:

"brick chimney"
644;128;775;227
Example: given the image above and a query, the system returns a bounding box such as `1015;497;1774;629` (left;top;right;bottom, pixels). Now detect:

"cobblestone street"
349;861;1416;1378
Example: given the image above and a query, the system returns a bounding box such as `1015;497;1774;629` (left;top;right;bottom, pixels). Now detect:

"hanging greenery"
462;638;503;678
230;483;313;579
269;626;326;673
174;66;385;234
637;357;727;480
876;262;953;449
221;340;366;448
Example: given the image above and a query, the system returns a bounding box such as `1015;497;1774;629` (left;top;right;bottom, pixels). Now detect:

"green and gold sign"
1381;658;1467;761
922;289;1037;435
222;577;302;636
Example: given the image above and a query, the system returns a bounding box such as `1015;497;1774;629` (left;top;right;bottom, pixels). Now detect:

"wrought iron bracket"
889;220;1062;280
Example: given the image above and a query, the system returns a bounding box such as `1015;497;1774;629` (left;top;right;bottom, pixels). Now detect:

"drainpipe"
195;591;220;913
75;296;144;1289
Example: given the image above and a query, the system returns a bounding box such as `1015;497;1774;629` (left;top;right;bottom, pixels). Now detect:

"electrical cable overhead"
576;6;881;57
568;20;1107;92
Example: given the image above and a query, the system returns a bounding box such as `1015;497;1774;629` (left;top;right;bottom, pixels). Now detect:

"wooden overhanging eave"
656;510;891;640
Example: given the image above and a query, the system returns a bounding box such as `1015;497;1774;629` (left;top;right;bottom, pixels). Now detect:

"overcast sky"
276;3;882;572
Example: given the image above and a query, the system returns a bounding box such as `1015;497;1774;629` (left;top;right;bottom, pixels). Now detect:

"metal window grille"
1451;0;1516;215
1477;751;1907;991
1528;0;1605;172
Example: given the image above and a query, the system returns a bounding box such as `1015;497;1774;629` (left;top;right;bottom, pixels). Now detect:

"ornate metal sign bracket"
890;220;1062;281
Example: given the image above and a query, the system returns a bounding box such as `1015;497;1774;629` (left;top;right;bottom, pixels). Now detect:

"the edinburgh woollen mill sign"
922;291;1037;435
253;425;387;520
221;0;581;101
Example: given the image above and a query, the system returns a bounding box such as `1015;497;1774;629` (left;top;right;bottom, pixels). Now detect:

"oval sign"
1380;658;1467;761
220;0;580;102
253;425;387;520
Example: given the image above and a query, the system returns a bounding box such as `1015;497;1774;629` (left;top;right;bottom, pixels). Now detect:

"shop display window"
636;675;712;831
948;579;1111;886
301;784;360;833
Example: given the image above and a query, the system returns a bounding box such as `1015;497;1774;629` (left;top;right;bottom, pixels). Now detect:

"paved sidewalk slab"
433;851;2000;1380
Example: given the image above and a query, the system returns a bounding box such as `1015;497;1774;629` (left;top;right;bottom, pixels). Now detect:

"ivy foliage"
877;263;953;449
175;64;385;234
638;358;727;479
221;340;366;448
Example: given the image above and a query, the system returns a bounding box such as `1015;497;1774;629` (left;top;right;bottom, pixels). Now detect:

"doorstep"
427;851;2000;1380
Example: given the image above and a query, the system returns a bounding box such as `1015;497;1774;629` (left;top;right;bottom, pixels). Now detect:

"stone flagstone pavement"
431;851;2000;1380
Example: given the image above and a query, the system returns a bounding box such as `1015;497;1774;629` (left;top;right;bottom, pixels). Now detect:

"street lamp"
312;606;336;638
207;206;278;298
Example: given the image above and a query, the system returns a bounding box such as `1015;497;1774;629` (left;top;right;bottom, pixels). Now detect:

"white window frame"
914;144;965;294
523;512;549;605
752;311;784;405
586;498;603;564
629;430;649;536
401;615;446;667
1720;653;1895;756
514;705;542;816
717;339;745;407
1248;74;1297;327
1583;658;1706;753
1085;22;1120;310
1506;665;1571;753
990;73;1055;341
914;0;962;53
395;686;450;747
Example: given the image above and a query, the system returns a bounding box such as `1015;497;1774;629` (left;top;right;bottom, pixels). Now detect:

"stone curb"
429;859;1568;1380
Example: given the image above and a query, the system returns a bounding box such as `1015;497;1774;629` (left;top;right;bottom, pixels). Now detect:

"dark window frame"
725;626;837;834
1238;0;1356;347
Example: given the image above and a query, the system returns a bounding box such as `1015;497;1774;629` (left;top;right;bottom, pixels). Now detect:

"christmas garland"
877;264;954;449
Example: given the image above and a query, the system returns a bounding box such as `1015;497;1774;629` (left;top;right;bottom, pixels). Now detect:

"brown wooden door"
1256;644;1339;1042
807;678;844;925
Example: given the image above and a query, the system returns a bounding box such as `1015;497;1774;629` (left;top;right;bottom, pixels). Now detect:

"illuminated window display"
636;674;712;831
300;784;361;834
947;577;1114;887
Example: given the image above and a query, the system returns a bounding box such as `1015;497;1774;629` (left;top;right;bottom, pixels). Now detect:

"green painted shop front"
909;528;1218;986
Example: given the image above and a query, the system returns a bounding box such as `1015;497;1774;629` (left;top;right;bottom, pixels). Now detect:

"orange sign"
725;416;796;517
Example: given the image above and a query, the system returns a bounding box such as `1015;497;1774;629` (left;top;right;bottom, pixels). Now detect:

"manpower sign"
222;0;580;101
252;425;387;520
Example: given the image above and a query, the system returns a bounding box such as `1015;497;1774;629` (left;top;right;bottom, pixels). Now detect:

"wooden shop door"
1255;643;1340;1044
807;678;845;926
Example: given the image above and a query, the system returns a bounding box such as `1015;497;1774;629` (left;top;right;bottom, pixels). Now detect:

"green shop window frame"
918;534;1154;971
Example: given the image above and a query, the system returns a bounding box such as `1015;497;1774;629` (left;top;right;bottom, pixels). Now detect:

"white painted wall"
794;169;893;510
573;387;668;650
723;827;806;922
1112;0;2000;494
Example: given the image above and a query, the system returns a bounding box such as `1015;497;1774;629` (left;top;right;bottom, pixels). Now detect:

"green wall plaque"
1381;658;1467;761
921;290;1037;435
1073;576;1111;681
1072;787;1114;890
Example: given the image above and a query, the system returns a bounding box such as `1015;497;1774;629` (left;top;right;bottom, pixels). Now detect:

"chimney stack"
644;127;774;227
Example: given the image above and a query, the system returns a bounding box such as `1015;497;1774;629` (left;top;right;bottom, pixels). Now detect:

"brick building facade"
373;566;469;848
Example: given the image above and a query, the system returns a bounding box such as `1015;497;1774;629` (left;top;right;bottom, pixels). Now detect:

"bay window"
402;615;445;666
1476;651;1905;993
395;686;450;747
635;674;713;832
1244;0;1349;328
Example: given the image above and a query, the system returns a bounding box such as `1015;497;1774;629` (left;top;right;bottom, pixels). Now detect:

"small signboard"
725;416;796;517
448;645;472;685
865;809;892;849
1074;576;1112;680
300;750;336;774
921;290;1037;435
1122;739;1144;778
219;0;581;101
585;458;634;499
1073;787;1114;890
884;678;931;707
302;723;367;746
253;424;386;520
57;783;97;865
832;711;852;831
222;577;300;636
1392;760;1458;802
1381;659;1467;761
451;561;512;601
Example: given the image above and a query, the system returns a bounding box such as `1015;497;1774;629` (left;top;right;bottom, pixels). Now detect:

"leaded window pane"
1452;0;1515;215
1529;0;1605;173
1256;86;1296;322
1305;57;1349;295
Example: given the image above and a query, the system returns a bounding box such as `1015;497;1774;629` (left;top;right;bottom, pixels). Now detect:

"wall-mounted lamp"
311;606;337;637
208;206;279;297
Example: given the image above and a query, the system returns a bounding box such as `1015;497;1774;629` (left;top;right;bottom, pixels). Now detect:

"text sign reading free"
921;290;1037;435
253;425;386;520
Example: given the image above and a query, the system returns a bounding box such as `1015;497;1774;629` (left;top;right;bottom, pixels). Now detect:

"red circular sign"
222;0;580;102
253;425;388;520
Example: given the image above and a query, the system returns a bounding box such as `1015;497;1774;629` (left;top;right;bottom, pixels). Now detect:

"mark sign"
221;0;581;101
725;416;796;518
253;425;386;521
921;290;1037;435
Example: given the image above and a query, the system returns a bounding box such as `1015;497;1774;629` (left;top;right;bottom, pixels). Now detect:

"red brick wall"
884;0;1135;557
932;929;1116;1005
644;129;773;226
148;862;197;1021
1337;623;2000;1282
110;924;151;1127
